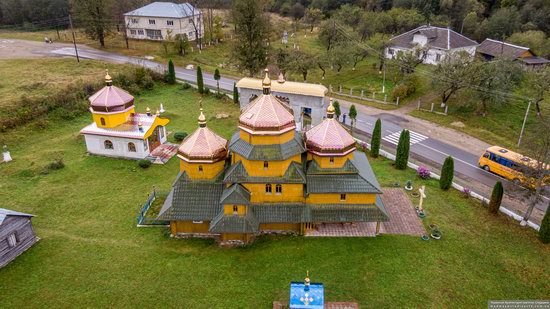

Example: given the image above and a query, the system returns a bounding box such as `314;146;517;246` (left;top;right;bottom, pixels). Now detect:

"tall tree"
303;7;323;32
333;100;341;120
395;129;410;170
289;50;315;82
167;59;176;84
70;0;112;48
231;0;269;76
439;156;454;190
522;67;550;117
233;82;239;104
432;52;477;106
370;118;382;158
196;66;204;94
174;34;190;55
318;18;348;51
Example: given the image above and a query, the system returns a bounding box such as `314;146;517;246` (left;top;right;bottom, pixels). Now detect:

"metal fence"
137;189;169;226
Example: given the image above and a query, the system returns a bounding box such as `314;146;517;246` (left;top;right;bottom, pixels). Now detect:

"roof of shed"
0;208;34;226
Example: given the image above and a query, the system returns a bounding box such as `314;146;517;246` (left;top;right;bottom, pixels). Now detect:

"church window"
329;157;334;165
198;165;203;172
275;184;282;195
340;194;347;201
100;117;106;126
104;140;114;150
265;184;272;194
263;161;269;169
128;142;136;152
233;205;238;214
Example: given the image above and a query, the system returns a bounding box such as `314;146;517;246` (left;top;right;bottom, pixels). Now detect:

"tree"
439;156;454;190
289;50;315;82
349;104;357;134
289;3;305;20
70;0;112;48
349;42;369;70
275;48;290;74
395;47;428;74
366;33;390;72
522;67;550;117
328;42;352;73
231;0;269;76
179;1;202;51
303;8;323;32
174;34;190;56
539;206;550;243
333;100;341;120
167;59;176;84
233;82;239;104
214;68;221;93
488;181;504;214
318;18;348;51
196;66;204;94
481;7;521;40
432;52;476;106
395;129;410;170
370;118;382;158
333;4;362;30
508;31;550;58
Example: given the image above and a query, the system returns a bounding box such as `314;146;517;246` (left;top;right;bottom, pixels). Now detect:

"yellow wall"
223;205;247;215
244;183;304;203
234;153;301;177
307;193;376;204
180;160;225;179
259;223;300;232
92;108;135;128
309;152;354;169
170;221;210;234
239;130;295;145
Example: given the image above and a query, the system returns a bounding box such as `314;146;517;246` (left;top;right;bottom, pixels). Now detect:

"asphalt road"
50;46;547;213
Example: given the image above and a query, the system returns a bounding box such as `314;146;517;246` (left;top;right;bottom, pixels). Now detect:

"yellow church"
158;69;388;244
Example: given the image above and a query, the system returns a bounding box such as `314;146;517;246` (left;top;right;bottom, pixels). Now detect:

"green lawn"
0;81;549;307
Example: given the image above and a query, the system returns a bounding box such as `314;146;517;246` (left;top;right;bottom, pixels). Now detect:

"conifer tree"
488;181;504;214
539;205;550;244
349;104;357;134
370;118;381;158
439;156;454;190
395;130;410;170
333;100;341;120
167;59;176;84
233;83;239;104
196;66;204;94
214;68;221;93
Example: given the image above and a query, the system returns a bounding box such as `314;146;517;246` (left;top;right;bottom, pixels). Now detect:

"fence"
136;188;170;226
329;84;400;106
417;100;448;116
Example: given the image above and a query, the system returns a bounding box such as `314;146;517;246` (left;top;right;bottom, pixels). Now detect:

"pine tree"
395;130;410;170
488;181;504;214
196;66;204;94
370;118;381;158
539;205;550;244
233;83;239;104
167;59;176;84
214;68;221;93
439;156;454;190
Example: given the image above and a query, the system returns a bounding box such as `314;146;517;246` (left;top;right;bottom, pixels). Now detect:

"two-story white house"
124;2;204;41
385;25;478;65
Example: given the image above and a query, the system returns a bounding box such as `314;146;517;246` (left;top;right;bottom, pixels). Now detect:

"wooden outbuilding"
0;208;38;268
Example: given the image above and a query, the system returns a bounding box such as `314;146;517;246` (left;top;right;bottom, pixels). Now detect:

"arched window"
100;117;106;126
104;140;113;150
275;95;290;105
265;184;272;194
198;165;203;172
128;142;136;152
329;157;335;165
275;184;282;194
233;205;238;214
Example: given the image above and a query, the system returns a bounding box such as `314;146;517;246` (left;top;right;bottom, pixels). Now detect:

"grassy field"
0;77;548;307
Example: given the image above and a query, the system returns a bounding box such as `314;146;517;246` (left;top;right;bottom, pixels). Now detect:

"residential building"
0;208;37;268
80;71;170;160
124;2;203;41
385;25;478;65
158;69;388;245
478;38;549;69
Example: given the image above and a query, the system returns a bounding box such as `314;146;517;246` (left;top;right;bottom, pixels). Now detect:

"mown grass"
0;77;548;307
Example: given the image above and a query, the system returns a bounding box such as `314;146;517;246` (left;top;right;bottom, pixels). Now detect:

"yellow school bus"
478;146;533;184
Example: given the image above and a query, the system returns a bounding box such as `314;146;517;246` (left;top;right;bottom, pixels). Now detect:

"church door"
148;127;161;151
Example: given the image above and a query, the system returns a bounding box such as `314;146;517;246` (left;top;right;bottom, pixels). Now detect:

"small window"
188;18;193;24
149;19;156;25
138;30;144;35
7;233;17;247
104;140;113;150
128;142;136;152
435;54;441;62
233;205;238;214
265;184;272;194
388;48;394;55
329;157;335;165
130;29;136;35
188;31;194;38
340;194;346;201
131;18;138;24
198;165;203;172
275;184;282;195
100;117;106;126
263;161;269;169
167;20;174;26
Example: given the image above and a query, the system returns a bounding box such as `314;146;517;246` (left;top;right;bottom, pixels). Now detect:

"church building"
158;69;388;244
80;71;169;159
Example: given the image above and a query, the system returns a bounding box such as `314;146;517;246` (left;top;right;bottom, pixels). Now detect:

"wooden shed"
0;208;38;268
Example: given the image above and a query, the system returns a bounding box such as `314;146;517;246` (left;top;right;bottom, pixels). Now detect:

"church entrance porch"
147;126;162;152
304;188;426;237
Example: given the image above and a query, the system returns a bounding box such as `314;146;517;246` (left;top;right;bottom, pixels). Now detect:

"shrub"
181;82;191;90
439;156;454;190
395;130;410;170
391;84;409;101
539;205;550;243
370;118;381;158
417;166;431;179
214;92;226;99
488;181;504;214
174;131;188;142
197;66;204;94
203;87;211;96
138;159;152;169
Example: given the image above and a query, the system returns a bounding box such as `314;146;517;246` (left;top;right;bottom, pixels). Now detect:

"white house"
124;2;204;41
385;25;478;65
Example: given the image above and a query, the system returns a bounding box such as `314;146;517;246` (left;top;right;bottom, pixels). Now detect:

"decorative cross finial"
198;99;206;127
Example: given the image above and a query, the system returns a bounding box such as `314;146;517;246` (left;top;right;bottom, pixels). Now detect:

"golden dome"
262;68;271;87
146;107;151;112
327;98;335;117
105;69;112;85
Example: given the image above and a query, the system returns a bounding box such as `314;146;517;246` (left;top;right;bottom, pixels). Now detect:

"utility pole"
518;100;532;147
68;14;80;63
382;63;386;93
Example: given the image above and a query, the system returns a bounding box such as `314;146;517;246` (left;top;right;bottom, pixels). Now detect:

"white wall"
385;46;477;65
412;34;427;46
125;15;204;41
83;135;149;159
